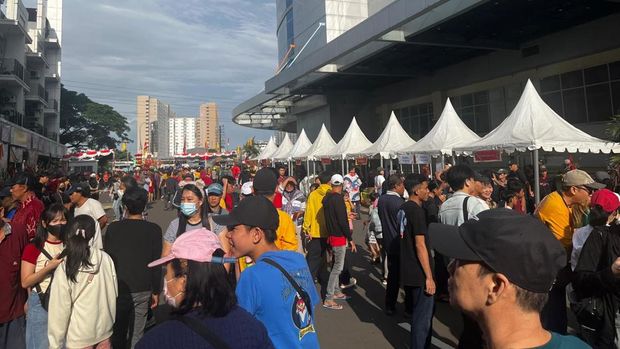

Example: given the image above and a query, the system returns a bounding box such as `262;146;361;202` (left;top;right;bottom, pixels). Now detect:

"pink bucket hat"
147;228;235;267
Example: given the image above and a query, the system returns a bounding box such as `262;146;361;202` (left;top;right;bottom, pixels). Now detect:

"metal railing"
0;58;25;81
0;110;24;126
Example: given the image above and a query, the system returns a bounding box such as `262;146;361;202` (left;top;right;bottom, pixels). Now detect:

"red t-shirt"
224;194;233;211
273;192;283;209
328;236;347;247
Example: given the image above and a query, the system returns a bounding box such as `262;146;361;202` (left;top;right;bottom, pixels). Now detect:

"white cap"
330;174;344;186
241;181;253;196
90;173;97;178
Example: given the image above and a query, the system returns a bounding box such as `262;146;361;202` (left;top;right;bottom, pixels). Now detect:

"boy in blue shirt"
214;196;320;349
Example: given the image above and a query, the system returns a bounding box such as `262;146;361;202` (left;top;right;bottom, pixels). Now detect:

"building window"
540;60;620;124
394;102;434;140
450;90;491;134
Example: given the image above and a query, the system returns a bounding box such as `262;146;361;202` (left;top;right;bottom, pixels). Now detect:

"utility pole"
218;125;224;152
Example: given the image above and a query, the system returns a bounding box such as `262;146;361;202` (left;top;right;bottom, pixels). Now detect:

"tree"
607;115;620;189
60;86;131;151
242;137;260;159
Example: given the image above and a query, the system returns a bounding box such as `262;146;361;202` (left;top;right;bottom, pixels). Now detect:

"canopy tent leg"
441;154;445;171
342;158;345;174
429;156;433;179
534;149;541;205
411;163;414;173
380;157;384;170
417;164;421;173
390;158;393;173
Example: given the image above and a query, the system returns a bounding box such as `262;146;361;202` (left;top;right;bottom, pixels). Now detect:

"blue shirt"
536;332;590;348
236;250;320;349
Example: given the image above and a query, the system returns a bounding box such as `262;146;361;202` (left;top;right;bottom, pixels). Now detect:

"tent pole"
429;156;433;179
342;158;345;174
441;154;445;170
411;162;414;173
534;149;541;205
380;157;384;170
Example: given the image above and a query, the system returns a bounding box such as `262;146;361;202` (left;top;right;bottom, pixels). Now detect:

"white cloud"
60;0;278;151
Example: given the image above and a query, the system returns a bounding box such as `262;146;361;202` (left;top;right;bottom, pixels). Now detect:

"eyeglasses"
575;186;593;195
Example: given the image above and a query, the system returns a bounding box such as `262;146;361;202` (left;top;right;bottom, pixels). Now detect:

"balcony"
42;128;58;141
45;72;59;82
0;0;32;43
25;82;47;106
0;109;24;126
0;58;28;89
44;99;58;114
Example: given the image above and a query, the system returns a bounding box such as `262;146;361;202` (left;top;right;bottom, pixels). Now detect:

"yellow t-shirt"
535;191;573;249
275;209;299;252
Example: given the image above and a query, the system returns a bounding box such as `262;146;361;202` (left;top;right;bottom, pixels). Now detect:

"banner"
398;154;413;165
355;157;368;166
320;158;332;165
415;154;430;164
12;128;30;148
474;150;502;163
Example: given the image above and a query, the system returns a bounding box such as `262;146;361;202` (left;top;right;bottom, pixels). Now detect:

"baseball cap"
496;168;508;175
241;181;253;196
13;173;37;190
473;172;490;184
65;182;91;197
330;174;344;186
594;171;611;182
206;183;223;196
253;168;277;194
591;189;620;213
90;173;97;178
183;173;194;180
562;169;605;190
429;209;565;293
212;195;278;231
147;228;235;267
540;165;547;171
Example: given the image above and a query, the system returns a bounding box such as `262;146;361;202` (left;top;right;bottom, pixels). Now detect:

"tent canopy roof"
287;129;312;159
405;98;480;156
316;117;372;159
271;133;294;160
297;124;337;160
455;80;620;154
256;137;278;160
355;112;416;159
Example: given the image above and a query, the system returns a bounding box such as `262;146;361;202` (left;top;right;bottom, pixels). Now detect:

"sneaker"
381;279;388;286
340;277;357;290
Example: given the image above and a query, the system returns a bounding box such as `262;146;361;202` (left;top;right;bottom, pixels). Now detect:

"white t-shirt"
74;198;106;249
374;175;385;193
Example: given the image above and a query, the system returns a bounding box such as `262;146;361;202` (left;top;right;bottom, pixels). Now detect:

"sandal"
322;302;343;310
333;293;351;300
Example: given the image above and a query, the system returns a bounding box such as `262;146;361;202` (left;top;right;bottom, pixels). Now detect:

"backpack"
35;248;56;311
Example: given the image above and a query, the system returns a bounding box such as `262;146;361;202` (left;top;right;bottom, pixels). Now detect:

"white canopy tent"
354;112;416;171
455;79;620;203
287;129;312;159
271;133;295;161
405;98;480;157
297;124;337;160
255;136;278;161
315;117;372;173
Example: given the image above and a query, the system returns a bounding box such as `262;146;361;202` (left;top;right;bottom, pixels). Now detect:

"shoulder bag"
177;315;232;349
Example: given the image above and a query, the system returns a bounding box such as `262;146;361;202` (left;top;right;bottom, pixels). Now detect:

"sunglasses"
575;186;593;195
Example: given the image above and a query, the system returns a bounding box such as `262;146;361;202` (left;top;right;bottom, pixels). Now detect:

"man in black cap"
252;168;298;252
67;182;107;249
429;209;589;348
215;196;320;348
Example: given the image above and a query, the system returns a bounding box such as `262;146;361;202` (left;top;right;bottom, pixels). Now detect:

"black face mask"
47;224;65;237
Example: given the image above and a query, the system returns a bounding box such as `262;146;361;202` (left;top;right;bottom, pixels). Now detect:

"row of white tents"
254;80;620;203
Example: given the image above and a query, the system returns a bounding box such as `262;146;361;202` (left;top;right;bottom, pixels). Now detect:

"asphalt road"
103;196;461;349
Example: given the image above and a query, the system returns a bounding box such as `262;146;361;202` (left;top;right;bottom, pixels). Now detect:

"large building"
136;96;173;158
234;0;620;163
197;102;218;149
0;0;65;169
169;117;197;155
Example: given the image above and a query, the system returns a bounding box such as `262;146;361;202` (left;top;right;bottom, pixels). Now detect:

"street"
127;198;462;349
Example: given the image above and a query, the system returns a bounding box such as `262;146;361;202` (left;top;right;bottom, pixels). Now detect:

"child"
364;192;381;263
48;215;118;349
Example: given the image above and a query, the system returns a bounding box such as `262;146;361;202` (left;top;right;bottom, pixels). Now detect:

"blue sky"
44;0;277;152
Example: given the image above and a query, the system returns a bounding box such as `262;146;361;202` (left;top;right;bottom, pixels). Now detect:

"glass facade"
395;102;435;140
450;91;491;134
540;60;620;124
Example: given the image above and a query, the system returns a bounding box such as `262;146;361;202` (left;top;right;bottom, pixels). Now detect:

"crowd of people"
1;158;619;348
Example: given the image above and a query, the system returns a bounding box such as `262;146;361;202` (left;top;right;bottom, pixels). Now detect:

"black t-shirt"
103;219;163;295
377;193;405;255
399;200;433;287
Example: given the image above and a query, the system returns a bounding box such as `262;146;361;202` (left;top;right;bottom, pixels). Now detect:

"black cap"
473;172;490;184
65;182;91;197
0;186;11;198
13;173;37;191
429;209;565;293
252;168;277;195
212;196;279;231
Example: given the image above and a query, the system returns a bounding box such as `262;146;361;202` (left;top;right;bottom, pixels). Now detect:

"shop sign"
474;150;502;163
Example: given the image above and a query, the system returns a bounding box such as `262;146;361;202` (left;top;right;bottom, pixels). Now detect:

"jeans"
386;254;401;311
0;315;26;349
326;245;346;300
112;199;122;221
26;291;47;349
410;287;434;349
112;291;151;349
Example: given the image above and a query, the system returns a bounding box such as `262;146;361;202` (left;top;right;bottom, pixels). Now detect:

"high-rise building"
0;0;66;168
197;102;218;150
136;96;172;158
169;117;197;155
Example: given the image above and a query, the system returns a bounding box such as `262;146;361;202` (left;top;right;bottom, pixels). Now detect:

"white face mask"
163;277;183;308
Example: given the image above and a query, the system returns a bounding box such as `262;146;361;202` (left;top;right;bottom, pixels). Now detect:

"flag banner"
473;150;502;163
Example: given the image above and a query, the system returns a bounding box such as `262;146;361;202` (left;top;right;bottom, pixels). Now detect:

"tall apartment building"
169;117;197;155
197;102;218;150
0;0;65;168
136;96;173;158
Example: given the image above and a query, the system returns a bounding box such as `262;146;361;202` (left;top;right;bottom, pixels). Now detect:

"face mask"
180;202;197;217
47;223;65;237
163;278;183;308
